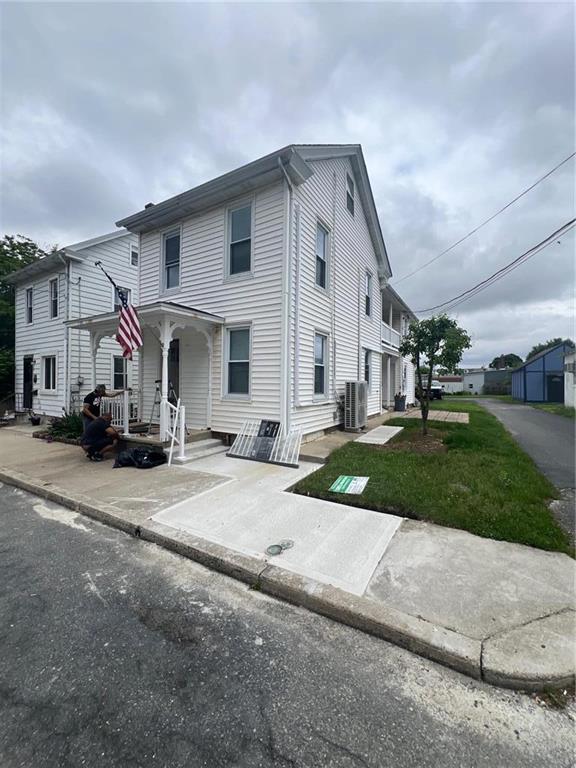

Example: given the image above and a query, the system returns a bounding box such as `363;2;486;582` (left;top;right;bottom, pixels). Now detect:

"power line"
392;151;576;286
415;219;576;315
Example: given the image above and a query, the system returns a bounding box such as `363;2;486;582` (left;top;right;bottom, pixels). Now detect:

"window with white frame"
130;244;139;267
315;222;328;289
226;327;250;395
314;333;327;396
365;272;372;316
26;287;33;324
113;355;128;390
346;173;355;215
228;203;252;275
364;349;371;388
163;230;180;290
49;278;58;319
113;286;131;312
43;356;56;390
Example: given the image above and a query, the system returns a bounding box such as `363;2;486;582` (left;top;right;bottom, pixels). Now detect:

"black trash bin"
394;394;406;412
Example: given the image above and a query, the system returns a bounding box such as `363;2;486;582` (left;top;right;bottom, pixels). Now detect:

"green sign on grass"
329;475;369;494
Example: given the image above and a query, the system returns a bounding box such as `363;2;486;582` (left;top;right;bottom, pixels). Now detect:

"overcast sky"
1;1;574;366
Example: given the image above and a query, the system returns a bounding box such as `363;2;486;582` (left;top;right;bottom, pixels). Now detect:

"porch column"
159;318;172;440
386;355;391;407
389;303;393;328
90;333;100;390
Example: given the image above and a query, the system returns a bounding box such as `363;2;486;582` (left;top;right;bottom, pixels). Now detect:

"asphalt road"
1;484;574;768
478;399;575;489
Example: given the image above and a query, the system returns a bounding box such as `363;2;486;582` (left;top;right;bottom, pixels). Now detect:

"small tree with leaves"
400;315;471;435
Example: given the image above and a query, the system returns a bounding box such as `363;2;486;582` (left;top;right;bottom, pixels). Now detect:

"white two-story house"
67;145;415;440
7;230;139;417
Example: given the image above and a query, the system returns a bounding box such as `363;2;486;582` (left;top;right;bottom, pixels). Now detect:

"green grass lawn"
530;403;576;419
294;400;572;555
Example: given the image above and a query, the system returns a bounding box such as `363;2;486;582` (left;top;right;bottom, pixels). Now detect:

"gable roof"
512;341;575;371
116;144;392;278
4;229;132;285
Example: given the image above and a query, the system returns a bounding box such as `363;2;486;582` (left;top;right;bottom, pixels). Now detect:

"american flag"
115;287;143;360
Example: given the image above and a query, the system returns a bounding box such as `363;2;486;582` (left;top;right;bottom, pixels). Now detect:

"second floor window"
365;272;372;316
163;230;180;290
49;278;58;319
26;288;33;324
130;245;139;267
114;286;131;312
346;173;355;216
229;204;252;275
315;223;328;289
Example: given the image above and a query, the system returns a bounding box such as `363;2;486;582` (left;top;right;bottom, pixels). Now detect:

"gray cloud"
1;1;574;365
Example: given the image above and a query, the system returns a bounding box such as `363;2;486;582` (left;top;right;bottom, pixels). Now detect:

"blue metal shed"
511;342;573;403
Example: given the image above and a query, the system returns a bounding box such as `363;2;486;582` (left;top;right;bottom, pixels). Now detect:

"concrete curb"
1;466;573;692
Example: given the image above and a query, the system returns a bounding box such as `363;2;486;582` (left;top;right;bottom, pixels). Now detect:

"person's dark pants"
82;436;114;456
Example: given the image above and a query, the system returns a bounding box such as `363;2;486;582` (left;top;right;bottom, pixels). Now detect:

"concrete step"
172;439;228;464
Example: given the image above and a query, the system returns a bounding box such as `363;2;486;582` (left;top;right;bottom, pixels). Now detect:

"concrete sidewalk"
0;426;574;691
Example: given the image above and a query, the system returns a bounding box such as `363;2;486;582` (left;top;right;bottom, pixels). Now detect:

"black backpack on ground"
113;447;167;469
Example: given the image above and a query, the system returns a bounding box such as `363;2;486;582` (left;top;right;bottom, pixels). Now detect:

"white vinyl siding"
49;278;59;319
43;356;56;391
139;182;284;434
291;157;383;433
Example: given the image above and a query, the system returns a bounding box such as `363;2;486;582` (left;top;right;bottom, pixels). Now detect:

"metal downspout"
278;158;293;433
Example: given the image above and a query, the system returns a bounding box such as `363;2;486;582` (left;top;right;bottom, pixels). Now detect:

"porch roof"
65;300;225;336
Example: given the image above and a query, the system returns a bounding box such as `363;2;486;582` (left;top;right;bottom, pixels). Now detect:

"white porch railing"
101;390;139;435
381;321;401;349
166;398;186;465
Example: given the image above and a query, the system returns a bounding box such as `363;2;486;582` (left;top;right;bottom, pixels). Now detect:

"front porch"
66;301;224;442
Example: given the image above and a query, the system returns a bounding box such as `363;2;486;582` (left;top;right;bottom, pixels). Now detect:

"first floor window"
114;286;131;312
113;356;127;390
314;333;327;395
163;230;180;290
49;278;58;318
26;287;33;324
227;327;250;395
364;349;371;387
228;203;252;275
43;356;56;390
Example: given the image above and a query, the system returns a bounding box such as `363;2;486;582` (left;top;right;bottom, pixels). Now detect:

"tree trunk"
421;398;429;435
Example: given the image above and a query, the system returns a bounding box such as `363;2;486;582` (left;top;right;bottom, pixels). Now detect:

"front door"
23;356;34;409
168;339;180;403
547;374;564;403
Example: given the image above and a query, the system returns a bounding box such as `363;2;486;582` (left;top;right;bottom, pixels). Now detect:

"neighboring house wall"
138;182;285;434
289;156;383;435
14;232;139;417
438;377;464;394
68;233;139;408
565;352;575;408
14;274;67;417
463;371;485;395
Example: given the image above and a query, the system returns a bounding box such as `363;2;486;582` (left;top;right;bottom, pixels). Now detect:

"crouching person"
81;412;119;462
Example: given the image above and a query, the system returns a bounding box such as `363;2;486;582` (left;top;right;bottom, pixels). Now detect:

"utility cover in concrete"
355;426;404;445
